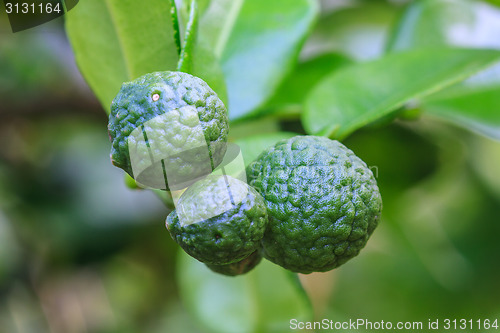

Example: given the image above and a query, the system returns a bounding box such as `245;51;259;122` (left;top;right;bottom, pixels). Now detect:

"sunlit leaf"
177;0;197;74
305;1;400;61
264;53;352;115
387;0;500;140
303;48;500;139
200;0;318;119
424;86;500;140
387;0;500;51
176;0;228;106
65;0;179;114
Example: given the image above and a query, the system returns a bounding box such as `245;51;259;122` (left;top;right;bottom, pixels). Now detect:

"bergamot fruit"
108;71;229;190
205;250;262;276
166;175;268;265
247;135;382;274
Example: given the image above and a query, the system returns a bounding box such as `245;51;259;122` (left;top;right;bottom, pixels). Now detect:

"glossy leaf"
176;0;212;29
235;132;297;166
424;86;500;140
303;48;500;139
65;0;179;114
200;0;318;120
170;0;182;55
422;61;500;141
305;1;400;61
177;0;198;74
176;0;228;106
387;0;500;52
264;53;353;114
192;42;229;107
387;0;500;140
177;251;312;333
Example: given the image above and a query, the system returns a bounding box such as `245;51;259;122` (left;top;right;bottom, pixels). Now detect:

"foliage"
65;0;179;112
303;48;500;138
1;0;498;332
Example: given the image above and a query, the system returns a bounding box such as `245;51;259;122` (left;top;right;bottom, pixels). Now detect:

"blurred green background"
1;0;500;332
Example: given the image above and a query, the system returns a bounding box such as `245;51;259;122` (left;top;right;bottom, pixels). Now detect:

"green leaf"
65;0;179;114
200;0;319;120
177;251;312;333
177;0;198;74
234;132;297;166
303;48;500;139
387;0;500;140
387;0;500;52
170;0;182;56
307;1;401;61
264;53;353;114
177;0;212;28
420;62;500;140
423;86;500;140
176;0;228;106
191;41;229;107
386;0;475;52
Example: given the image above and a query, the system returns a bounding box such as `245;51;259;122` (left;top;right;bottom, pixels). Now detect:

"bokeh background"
1;0;500;332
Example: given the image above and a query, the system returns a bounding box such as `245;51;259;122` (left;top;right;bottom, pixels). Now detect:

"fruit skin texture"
205;250;262;276
166;175;268;265
108;71;229;190
247;135;382;274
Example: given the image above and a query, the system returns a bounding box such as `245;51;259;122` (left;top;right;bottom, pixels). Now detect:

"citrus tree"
63;0;500;331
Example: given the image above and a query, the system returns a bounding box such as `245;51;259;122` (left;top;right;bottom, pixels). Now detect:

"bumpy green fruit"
166;175;268;265
108;71;229;190
205;250;262;276
247;136;382;274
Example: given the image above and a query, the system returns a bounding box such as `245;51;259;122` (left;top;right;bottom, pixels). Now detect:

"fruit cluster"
108;71;382;276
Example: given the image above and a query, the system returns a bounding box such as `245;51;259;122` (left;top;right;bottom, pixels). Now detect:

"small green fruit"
166;175;268;265
247;135;382;274
108;71;229;190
